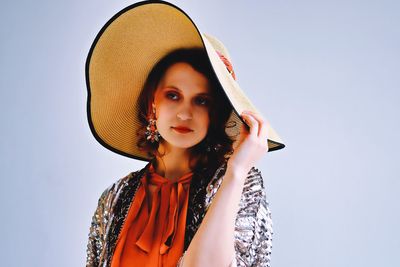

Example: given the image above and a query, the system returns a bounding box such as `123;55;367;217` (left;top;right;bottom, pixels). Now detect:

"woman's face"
153;62;212;150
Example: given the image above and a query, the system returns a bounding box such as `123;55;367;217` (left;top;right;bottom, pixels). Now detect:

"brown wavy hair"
136;48;235;177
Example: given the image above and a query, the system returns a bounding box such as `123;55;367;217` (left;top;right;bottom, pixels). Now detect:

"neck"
153;142;193;180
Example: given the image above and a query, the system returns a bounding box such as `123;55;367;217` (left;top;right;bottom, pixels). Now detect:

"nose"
176;104;193;121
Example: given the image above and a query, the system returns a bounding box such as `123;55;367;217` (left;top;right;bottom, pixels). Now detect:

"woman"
85;1;285;267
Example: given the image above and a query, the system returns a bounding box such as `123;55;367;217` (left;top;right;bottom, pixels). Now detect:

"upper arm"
234;167;273;267
251;187;273;266
85;187;111;267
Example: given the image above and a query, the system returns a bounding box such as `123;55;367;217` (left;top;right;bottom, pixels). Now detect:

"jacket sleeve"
234;167;273;267
85;187;111;267
177;167;273;267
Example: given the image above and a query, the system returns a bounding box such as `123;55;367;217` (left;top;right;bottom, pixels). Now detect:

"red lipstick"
172;126;193;133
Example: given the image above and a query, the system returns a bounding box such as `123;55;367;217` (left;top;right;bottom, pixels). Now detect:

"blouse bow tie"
133;166;193;254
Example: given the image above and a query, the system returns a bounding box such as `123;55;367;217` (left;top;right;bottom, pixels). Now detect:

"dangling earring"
145;103;161;143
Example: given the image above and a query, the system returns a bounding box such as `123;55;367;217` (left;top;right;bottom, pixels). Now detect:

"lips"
172;126;193;133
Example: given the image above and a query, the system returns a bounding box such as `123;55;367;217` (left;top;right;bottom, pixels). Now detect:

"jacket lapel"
103;161;227;266
104;163;150;266
184;162;228;250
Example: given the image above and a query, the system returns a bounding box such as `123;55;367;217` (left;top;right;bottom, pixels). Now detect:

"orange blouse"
111;164;193;267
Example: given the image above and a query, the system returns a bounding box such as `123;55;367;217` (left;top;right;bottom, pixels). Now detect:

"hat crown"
86;1;285;161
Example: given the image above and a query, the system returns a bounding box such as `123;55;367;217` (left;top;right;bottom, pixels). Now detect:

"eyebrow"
163;86;212;97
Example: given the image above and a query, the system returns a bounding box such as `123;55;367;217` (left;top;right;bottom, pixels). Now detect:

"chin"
160;129;205;149
170;140;200;149
163;136;204;150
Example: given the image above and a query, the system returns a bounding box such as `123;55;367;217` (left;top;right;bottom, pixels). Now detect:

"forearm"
182;165;248;267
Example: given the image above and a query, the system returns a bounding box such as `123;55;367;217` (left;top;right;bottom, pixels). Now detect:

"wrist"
227;161;251;174
225;163;249;183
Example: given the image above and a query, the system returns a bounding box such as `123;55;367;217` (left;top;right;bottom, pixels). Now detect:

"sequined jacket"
86;161;273;267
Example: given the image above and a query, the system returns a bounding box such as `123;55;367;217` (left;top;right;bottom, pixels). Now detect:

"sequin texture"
86;161;273;267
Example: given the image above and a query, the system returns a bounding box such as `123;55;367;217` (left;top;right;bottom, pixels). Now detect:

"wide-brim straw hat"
85;0;285;161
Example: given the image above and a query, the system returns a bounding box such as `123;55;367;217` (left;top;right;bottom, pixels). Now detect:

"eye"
165;91;179;100
195;96;210;106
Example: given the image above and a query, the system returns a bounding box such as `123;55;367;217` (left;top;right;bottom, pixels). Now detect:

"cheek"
200;110;210;129
153;91;165;117
156;105;170;122
205;113;210;125
153;98;168;119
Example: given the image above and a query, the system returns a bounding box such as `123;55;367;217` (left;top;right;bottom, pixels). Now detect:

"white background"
1;0;399;266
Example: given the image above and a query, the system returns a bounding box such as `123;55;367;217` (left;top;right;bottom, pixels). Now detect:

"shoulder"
239;167;273;237
233;166;270;225
241;166;266;203
205;163;267;209
207;163;265;193
97;172;131;201
96;165;148;205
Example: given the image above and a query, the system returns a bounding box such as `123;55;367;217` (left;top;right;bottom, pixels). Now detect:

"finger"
241;112;259;137
259;122;270;151
258;117;269;140
243;111;269;151
233;122;248;150
238;122;247;142
243;111;265;137
244;110;265;136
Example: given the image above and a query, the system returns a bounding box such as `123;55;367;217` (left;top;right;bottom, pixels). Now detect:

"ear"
148;101;157;119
